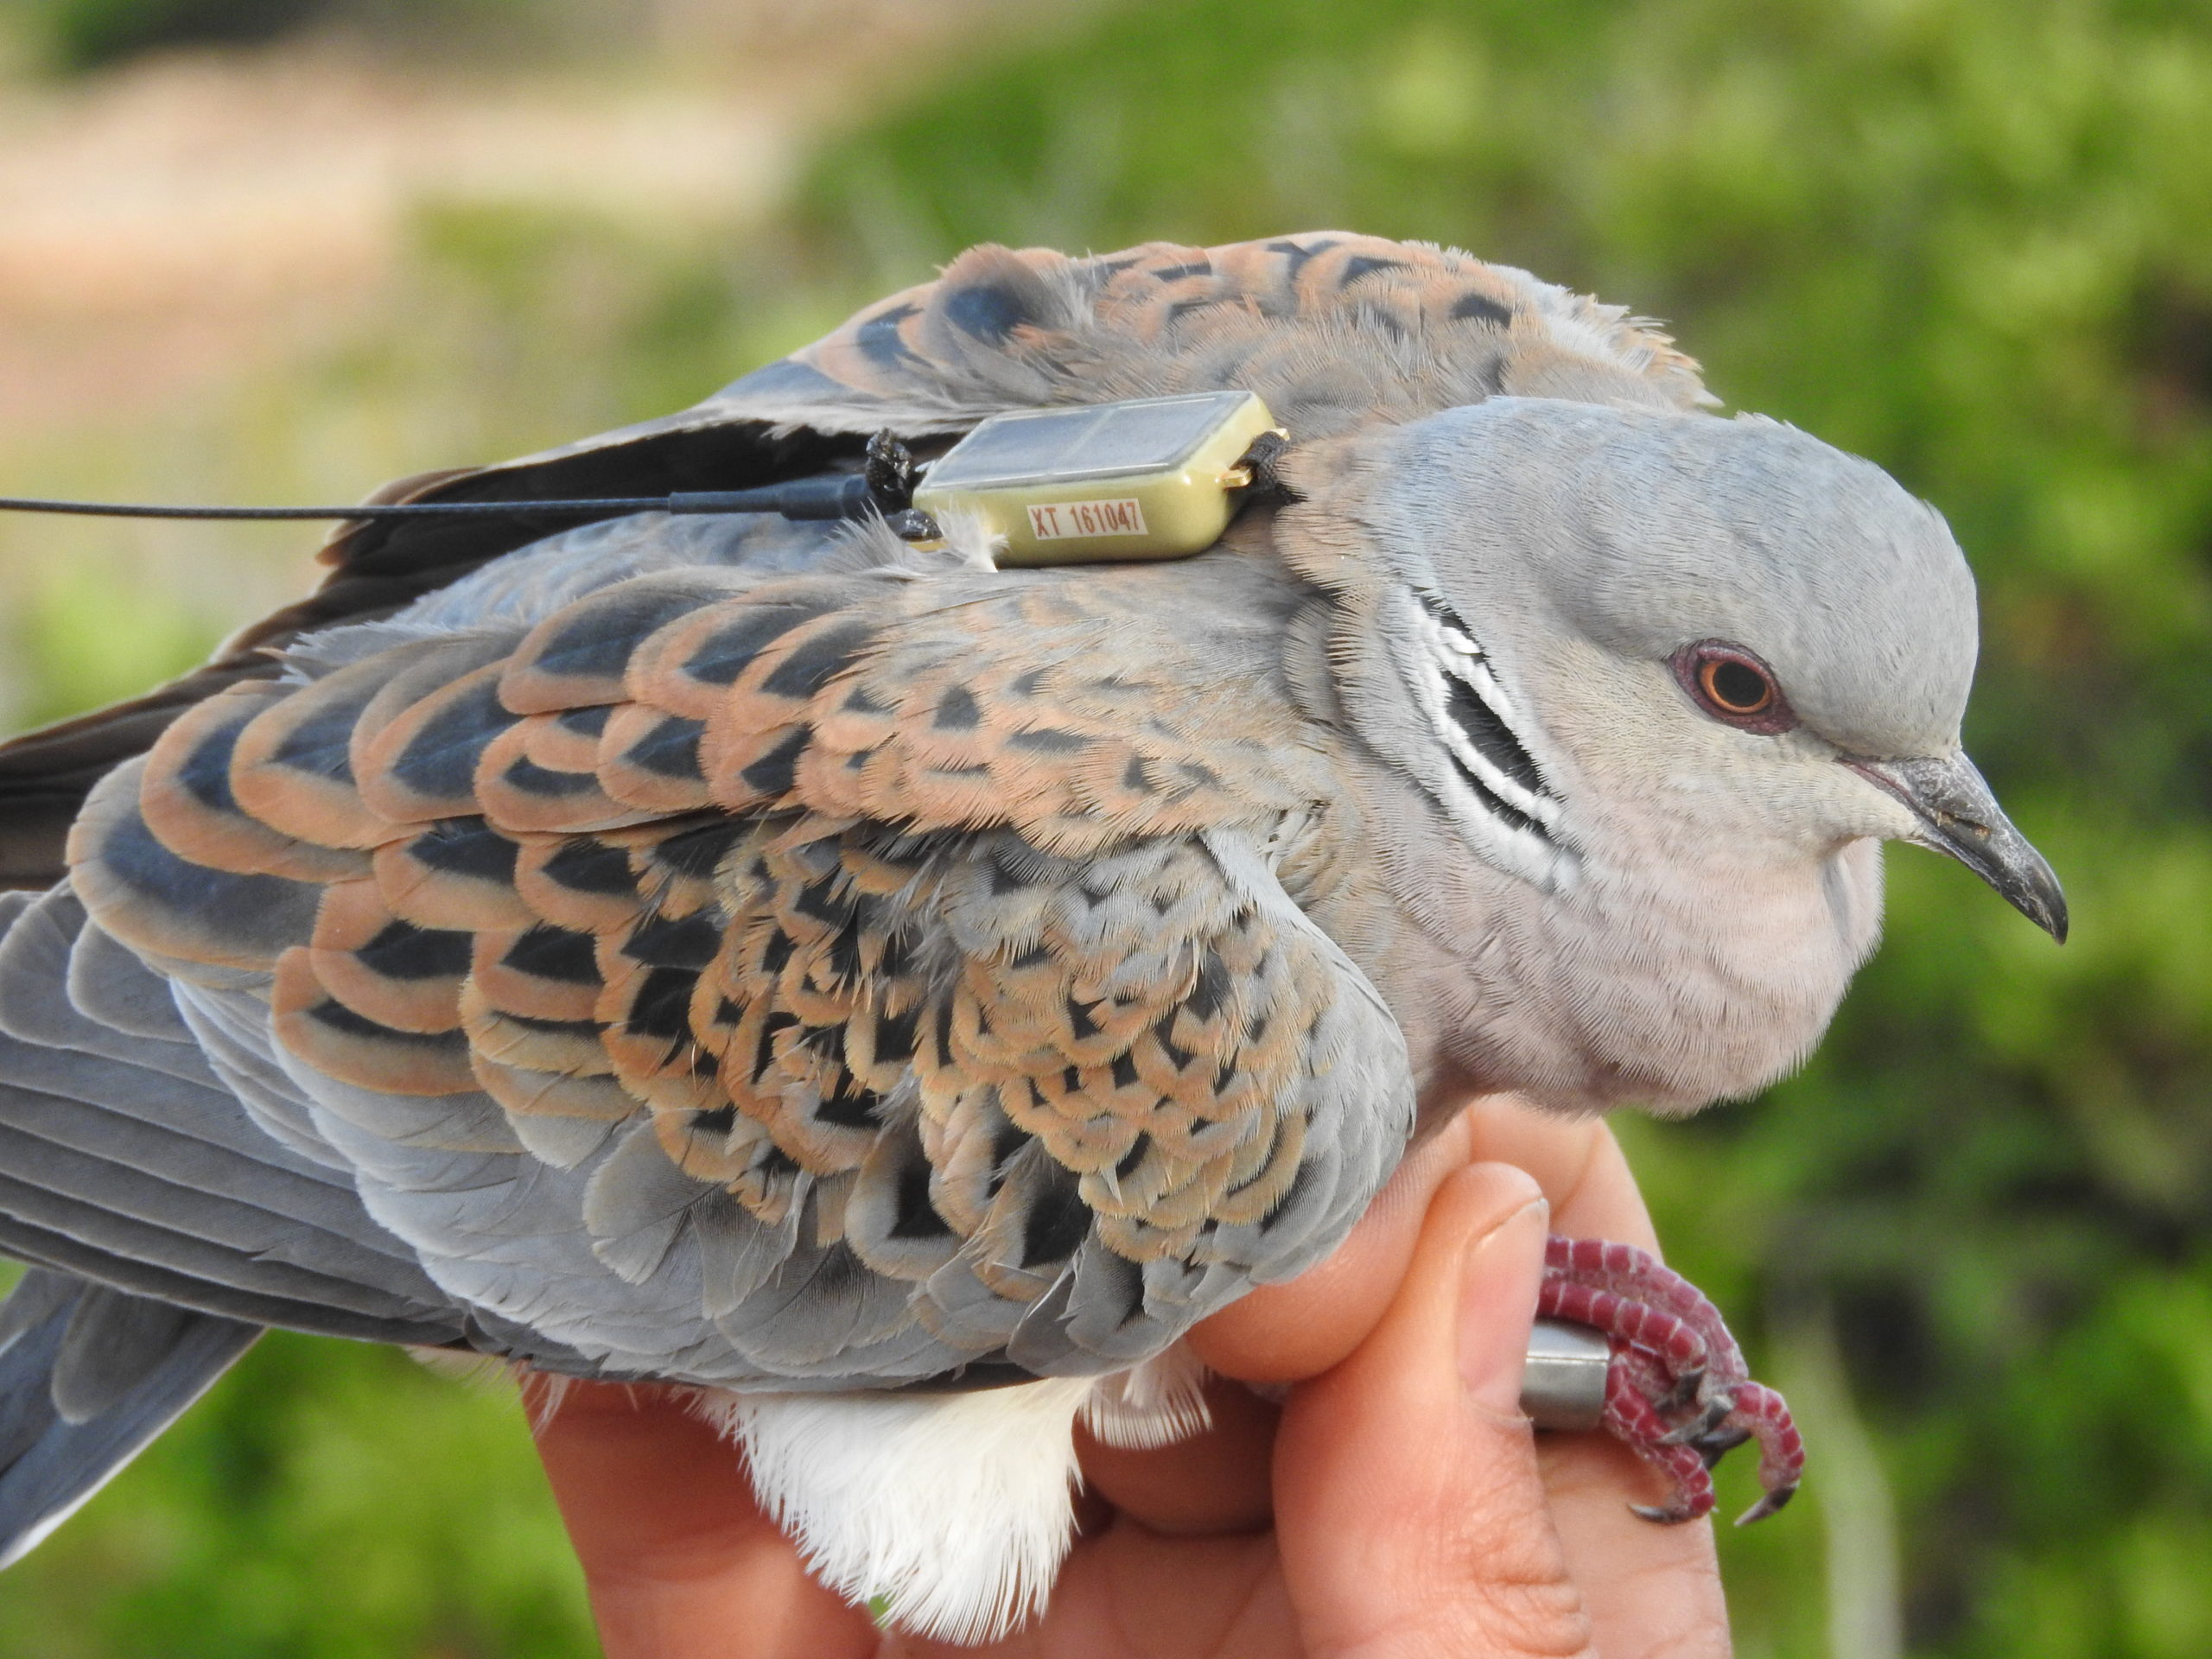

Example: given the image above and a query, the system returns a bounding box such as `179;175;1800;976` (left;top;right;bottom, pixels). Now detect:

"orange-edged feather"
138;683;372;882
469;922;604;1026
500;569;758;715
270;945;480;1096
372;818;537;931
357;662;518;824
68;757;324;976
303;878;469;1035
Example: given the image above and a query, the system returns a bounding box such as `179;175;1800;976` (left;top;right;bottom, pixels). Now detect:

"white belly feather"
696;1346;1211;1643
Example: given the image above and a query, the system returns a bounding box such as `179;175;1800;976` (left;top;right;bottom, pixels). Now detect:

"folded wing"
59;548;1412;1387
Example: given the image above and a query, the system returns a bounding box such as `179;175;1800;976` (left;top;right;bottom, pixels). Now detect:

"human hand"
531;1096;1731;1658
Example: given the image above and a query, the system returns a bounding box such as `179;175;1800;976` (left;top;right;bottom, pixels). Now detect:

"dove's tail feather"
0;882;480;1572
0;1266;260;1567
0;884;467;1344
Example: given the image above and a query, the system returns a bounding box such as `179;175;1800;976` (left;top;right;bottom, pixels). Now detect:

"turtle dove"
0;232;2063;1641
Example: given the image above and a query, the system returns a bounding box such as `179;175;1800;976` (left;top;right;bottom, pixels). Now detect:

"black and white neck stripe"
1411;594;1573;889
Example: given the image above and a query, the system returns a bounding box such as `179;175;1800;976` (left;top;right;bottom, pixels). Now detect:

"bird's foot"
1538;1236;1802;1526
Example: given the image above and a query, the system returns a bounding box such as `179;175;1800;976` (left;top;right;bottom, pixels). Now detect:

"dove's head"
1332;397;2063;1114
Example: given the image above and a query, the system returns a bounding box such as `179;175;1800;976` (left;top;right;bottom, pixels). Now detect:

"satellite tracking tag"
911;391;1284;564
0;398;1285;558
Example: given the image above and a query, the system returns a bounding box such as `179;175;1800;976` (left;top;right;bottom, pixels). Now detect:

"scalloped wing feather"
63;550;1411;1386
697;232;1712;441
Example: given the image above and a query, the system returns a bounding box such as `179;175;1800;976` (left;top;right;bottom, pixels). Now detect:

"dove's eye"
1701;657;1771;714
1675;642;1796;734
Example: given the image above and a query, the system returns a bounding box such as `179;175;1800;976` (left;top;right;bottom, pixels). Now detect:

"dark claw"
1736;1485;1797;1526
1688;1423;1753;1466
1656;1393;1735;1446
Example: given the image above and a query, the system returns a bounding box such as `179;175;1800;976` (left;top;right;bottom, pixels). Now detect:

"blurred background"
0;0;2206;1653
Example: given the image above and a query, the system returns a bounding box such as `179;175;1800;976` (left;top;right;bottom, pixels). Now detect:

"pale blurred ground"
0;0;1085;732
0;2;1056;428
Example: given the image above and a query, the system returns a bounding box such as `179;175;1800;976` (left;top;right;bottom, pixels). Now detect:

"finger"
1188;1109;1476;1382
1073;1375;1280;1536
1101;1106;1610;1548
529;1378;876;1659
1459;1095;1659;1249
1190;1094;1650;1386
1535;1435;1731;1659
1274;1162;1596;1659
1088;1102;1625;1538
1028;1527;1287;1659
1506;1122;1732;1656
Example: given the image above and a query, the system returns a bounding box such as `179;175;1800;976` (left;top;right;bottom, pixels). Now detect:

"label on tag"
1027;499;1148;540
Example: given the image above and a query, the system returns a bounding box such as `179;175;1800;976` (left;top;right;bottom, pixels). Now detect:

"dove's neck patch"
1411;594;1573;890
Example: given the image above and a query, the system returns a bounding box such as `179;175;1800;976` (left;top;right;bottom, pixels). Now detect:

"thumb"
1273;1162;1595;1659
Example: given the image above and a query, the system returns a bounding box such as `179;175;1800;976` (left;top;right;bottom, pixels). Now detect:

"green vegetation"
32;0;321;70
0;1330;594;1659
4;0;2210;1653
19;0;587;73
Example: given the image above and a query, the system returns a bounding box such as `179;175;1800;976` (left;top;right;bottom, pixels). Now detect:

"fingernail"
1457;1190;1549;1416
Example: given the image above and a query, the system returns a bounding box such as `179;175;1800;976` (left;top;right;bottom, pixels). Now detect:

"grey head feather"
1376;397;1979;760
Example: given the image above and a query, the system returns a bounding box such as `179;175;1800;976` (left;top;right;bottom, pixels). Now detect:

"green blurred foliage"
33;0;323;67
18;0;605;73
12;556;223;731
0;1332;593;1659
3;0;2211;1653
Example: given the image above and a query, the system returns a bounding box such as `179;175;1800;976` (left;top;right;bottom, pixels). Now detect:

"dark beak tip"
2018;850;2069;945
1996;851;2069;944
1861;754;2069;948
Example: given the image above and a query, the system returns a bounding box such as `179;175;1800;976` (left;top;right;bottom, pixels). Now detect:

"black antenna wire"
0;494;663;521
0;435;933;536
0;473;880;524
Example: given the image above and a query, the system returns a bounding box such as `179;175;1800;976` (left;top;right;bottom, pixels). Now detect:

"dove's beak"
1848;753;2069;943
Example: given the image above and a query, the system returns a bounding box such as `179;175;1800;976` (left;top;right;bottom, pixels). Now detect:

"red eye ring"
1672;641;1796;734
